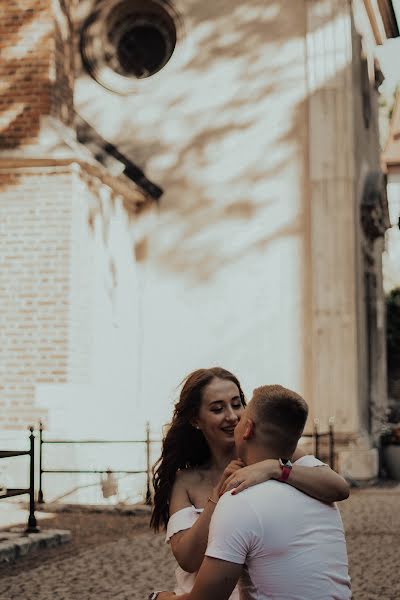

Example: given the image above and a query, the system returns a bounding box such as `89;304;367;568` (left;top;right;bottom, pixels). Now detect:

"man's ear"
243;419;255;440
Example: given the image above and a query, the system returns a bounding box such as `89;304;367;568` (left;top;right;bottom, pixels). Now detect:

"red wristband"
278;465;291;482
278;458;293;482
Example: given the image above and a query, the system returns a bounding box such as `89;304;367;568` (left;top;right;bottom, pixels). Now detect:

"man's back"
206;479;351;600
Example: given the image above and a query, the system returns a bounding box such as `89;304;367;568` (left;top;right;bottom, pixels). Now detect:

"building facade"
0;0;398;496
383;91;400;405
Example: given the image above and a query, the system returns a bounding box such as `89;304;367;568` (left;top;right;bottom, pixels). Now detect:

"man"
154;384;351;600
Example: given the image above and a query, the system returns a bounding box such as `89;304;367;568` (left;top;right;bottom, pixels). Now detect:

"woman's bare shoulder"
170;468;204;511
174;466;211;491
170;466;211;513
175;467;204;485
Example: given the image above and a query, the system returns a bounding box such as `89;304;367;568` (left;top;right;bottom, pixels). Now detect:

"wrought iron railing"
0;427;39;533
37;419;335;505
38;422;156;505
302;418;335;469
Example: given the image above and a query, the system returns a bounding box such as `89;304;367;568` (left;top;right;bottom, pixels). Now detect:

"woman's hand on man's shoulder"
215;459;245;497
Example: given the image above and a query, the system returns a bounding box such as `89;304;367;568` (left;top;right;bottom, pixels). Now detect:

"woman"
151;367;349;598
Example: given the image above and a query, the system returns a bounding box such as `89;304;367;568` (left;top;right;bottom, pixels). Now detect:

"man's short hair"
251;385;309;457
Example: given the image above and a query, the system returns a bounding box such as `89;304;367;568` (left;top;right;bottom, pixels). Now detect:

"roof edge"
0;157;151;210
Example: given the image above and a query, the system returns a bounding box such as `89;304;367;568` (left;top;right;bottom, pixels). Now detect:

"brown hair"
251;384;308;457
150;367;246;531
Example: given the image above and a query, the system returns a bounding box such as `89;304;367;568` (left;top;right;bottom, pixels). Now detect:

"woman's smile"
221;426;236;436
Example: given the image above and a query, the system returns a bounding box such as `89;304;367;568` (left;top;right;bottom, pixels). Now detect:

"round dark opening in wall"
80;0;181;94
116;22;171;78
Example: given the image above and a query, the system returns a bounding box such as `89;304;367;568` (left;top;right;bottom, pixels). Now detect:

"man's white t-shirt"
206;456;351;600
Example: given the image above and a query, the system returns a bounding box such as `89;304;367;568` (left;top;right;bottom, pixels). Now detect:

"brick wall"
0;1;146;437
0;0;76;430
0;165;72;429
0;161;143;430
0;0;74;150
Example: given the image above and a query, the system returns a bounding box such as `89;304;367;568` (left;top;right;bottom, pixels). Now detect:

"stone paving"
0;486;399;600
0;529;71;563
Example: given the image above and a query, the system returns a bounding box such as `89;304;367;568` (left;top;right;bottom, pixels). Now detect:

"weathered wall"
0;157;146;499
0;165;71;429
74;0;390;437
0;1;394;499
36;165;143;439
0;160;143;439
76;0;314;431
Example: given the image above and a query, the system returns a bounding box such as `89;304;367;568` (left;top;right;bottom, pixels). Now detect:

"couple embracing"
149;367;351;600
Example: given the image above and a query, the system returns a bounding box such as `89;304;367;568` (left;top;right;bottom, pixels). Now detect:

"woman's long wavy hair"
150;367;246;531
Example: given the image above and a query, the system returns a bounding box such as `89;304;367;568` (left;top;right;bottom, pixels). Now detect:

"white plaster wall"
35;171;147;503
384;173;400;291
62;171;143;438
75;0;312;432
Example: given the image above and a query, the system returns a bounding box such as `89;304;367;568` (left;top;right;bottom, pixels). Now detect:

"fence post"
329;417;335;470
26;427;39;533
145;422;152;505
313;419;320;459
38;422;44;504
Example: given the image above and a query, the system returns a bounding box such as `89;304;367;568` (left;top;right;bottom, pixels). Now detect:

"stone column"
305;0;360;436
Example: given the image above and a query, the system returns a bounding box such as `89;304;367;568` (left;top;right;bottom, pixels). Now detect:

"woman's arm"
220;458;350;503
169;462;243;573
169;473;217;573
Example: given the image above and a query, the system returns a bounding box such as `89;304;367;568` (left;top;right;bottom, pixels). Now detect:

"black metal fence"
37;419;335;506
38;422;155;505
302;418;335;469
0;427;39;533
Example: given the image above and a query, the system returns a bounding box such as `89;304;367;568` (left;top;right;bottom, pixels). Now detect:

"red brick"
0;0;74;149
0;166;73;428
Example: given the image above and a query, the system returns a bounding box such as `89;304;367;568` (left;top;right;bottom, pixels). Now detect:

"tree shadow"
0;0;348;291
73;0;339;282
0;1;336;281
0;0;341;285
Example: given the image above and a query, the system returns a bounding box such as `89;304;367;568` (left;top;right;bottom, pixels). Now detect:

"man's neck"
244;445;282;465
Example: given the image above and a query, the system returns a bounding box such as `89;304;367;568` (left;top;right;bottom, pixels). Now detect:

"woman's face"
194;377;244;448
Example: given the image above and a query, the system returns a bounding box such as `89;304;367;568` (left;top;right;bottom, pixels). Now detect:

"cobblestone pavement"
0;487;399;600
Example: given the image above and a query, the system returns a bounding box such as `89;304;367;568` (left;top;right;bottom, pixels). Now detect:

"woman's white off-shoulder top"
166;505;240;599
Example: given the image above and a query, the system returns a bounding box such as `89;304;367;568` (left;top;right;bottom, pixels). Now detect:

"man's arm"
157;556;242;600
159;490;250;600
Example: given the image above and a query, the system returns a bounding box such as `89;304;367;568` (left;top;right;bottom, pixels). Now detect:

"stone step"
0;529;71;563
